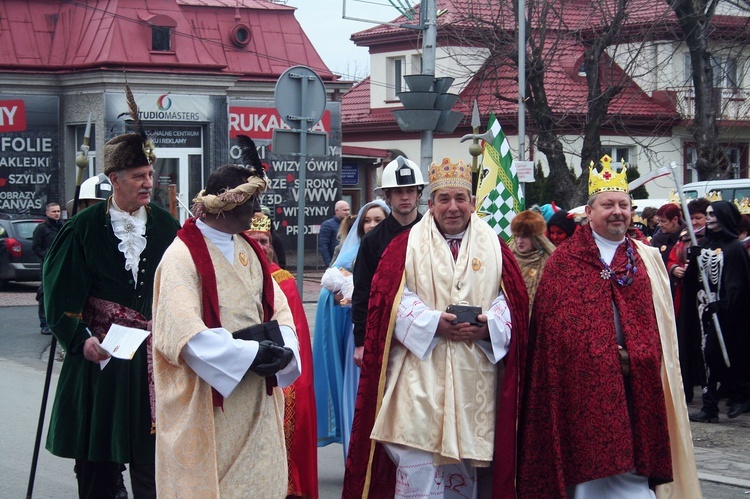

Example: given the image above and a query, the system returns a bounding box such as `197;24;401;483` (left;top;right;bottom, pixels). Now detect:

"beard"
606;216;628;237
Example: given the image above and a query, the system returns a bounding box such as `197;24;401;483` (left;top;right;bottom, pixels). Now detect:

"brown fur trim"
511;210;547;237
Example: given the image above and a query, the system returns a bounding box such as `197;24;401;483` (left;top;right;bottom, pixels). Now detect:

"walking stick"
669;162;731;368
26;114;92;499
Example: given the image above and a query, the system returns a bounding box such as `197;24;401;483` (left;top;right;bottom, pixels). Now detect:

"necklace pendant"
600;268;613;280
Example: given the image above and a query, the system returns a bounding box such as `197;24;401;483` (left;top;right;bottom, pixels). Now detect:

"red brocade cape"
342;231;529;499
519;225;672;497
271;263;319;498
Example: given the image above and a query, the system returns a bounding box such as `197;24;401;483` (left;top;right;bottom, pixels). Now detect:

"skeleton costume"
681;200;750;419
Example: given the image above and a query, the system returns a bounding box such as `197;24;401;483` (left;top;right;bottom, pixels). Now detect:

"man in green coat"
43;131;179;498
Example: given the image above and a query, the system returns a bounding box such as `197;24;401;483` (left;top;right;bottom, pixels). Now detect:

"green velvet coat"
43;200;179;464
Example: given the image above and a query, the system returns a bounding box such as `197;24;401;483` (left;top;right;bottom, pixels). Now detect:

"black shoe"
728;400;750;419
115;471;128;499
40;328;52;335
689;410;719;423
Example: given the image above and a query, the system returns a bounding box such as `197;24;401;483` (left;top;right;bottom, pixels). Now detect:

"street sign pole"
296;74;309;298
274;66;328;296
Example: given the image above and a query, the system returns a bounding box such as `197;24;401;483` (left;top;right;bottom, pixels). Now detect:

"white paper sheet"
98;323;150;370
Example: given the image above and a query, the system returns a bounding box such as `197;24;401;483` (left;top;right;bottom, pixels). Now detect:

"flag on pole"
475;112;524;241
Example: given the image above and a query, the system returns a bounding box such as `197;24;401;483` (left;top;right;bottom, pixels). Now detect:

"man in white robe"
370;158;516;498
153;161;301;498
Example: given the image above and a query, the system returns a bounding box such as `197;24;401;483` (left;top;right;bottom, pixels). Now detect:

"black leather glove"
249;340;294;377
704;301;722;315
686;245;702;261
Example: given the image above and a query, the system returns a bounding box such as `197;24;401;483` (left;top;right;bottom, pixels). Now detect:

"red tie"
448;238;461;261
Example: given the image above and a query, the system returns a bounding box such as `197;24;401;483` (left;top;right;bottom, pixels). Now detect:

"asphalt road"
0;291;345;499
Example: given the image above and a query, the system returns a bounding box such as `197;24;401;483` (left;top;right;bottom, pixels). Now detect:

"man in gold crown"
343;158;528;498
519;155;700;498
152;150;301;497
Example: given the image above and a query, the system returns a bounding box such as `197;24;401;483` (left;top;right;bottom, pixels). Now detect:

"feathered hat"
104;84;156;175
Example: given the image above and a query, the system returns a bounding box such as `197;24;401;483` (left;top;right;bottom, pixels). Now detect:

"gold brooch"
238;252;248;266
660;245;667;252
471;258;481;271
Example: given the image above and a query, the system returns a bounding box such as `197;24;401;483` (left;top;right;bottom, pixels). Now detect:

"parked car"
0;214;44;289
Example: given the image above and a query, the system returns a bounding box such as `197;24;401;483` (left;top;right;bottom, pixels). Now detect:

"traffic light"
392;75;463;133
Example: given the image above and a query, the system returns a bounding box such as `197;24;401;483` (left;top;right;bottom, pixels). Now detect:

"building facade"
341;0;750;202
0;0;360;256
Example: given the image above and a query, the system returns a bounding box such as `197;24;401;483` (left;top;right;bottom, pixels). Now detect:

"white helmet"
79;173;113;201
376;156;426;193
66;174;113;214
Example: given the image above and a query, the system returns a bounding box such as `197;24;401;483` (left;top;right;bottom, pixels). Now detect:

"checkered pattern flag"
475;113;524;241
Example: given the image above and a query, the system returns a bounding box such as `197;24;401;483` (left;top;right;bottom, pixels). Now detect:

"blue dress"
312;200;389;457
312;286;360;452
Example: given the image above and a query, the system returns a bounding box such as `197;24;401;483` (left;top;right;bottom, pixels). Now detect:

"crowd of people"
32;103;750;499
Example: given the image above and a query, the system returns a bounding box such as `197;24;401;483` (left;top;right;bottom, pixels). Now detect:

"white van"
682;179;750;202
632;198;670;215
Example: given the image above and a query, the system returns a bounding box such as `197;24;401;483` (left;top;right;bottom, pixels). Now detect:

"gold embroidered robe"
370;213;504;466
153;236;295;498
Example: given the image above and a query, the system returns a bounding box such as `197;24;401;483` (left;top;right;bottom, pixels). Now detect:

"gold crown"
588;154;628;196
429;158;472;192
735;197;750;215
249;213;271;233
705;190;723;202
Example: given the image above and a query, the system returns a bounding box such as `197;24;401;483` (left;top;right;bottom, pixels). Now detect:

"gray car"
0;214;44;289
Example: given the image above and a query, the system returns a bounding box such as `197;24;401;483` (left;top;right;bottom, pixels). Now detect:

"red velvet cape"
177;217;275;405
518;225;672;497
342;231;529;499
271;264;319;498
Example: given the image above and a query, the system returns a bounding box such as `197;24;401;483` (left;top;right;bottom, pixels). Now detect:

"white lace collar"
109;199;148;287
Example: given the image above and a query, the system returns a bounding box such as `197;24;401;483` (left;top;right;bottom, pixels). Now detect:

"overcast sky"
285;0;407;79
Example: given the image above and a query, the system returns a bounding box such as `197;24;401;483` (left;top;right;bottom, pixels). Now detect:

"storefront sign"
105;93;211;123
228;99;341;249
228;106;331;141
149;126;202;148
0;95;59;213
342;162;359;185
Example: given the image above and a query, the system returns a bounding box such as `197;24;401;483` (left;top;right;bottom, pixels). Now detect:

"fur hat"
547;210;576;237
511;210;547;238
103;133;154;175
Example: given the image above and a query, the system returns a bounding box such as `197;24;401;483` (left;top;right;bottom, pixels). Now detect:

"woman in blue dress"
313;200;389;457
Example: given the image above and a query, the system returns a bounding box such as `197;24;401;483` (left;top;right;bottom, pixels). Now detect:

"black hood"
708;200;740;239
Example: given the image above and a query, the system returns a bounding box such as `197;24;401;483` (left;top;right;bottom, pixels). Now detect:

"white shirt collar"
592;230;625;265
196;219;235;264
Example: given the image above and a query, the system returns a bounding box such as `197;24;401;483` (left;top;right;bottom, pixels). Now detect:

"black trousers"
74;460;155;499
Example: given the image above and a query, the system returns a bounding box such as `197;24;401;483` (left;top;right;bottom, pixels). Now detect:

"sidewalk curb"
697;472;750;489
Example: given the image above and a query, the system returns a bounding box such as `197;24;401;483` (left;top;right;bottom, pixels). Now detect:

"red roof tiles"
0;0;336;80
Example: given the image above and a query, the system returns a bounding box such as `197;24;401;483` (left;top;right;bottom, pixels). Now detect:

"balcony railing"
669;86;750;121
